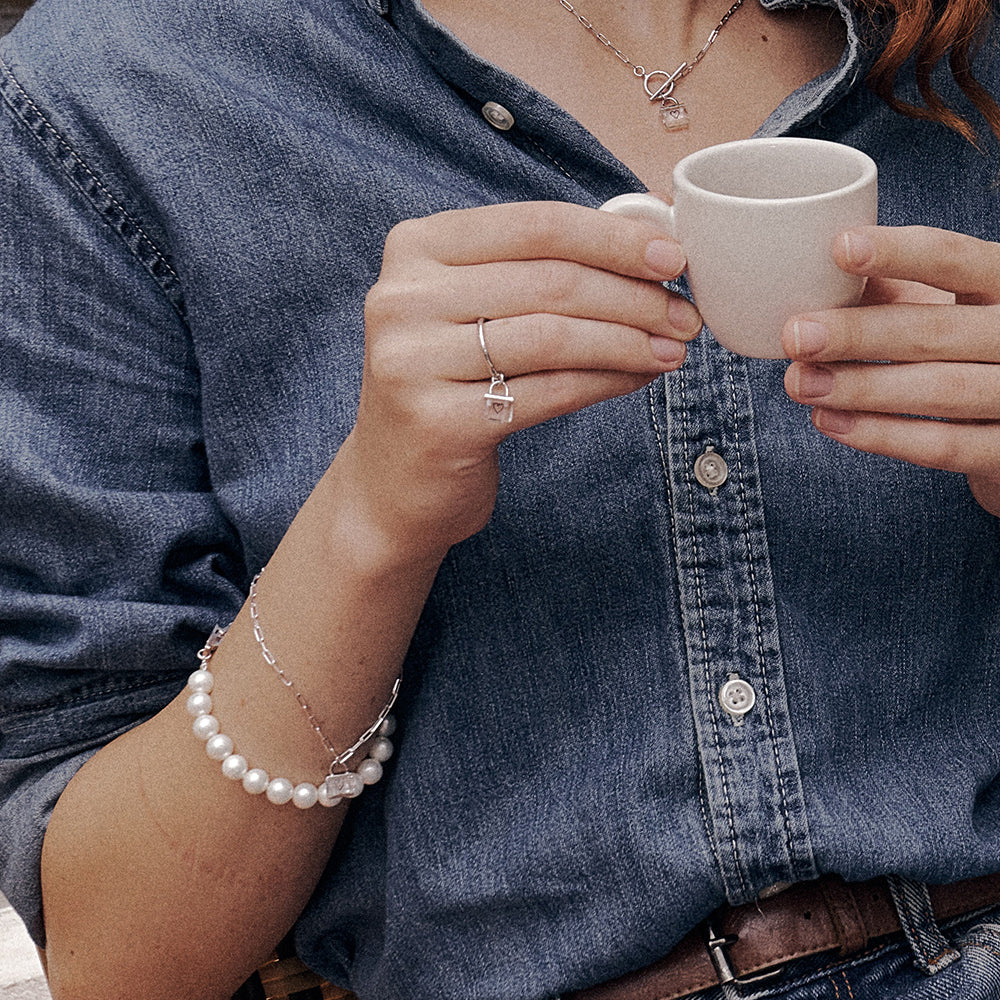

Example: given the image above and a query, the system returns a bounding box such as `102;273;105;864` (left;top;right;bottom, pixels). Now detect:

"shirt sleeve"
0;64;246;945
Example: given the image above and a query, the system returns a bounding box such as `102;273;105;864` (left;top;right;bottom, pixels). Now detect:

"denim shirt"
1;0;999;997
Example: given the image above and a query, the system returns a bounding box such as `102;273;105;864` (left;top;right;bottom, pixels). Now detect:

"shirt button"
694;446;728;490
482;101;515;131
719;673;756;723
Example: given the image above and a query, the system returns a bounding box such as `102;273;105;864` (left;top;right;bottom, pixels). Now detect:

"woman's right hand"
339;200;702;559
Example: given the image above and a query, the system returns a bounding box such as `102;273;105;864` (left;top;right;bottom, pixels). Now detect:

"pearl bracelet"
186;624;398;809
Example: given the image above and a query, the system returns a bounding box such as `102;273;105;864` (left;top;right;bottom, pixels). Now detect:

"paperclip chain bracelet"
185;579;401;809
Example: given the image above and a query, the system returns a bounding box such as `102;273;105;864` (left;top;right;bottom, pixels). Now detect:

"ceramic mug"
600;137;879;358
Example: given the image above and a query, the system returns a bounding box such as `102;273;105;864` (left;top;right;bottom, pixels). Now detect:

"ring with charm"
477;318;514;423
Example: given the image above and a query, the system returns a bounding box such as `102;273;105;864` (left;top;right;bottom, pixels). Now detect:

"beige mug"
600;137;879;358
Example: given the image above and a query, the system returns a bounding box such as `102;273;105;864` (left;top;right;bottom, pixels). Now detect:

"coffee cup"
600;137;878;358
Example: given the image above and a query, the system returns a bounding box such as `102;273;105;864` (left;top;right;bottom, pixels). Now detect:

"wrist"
308;430;493;572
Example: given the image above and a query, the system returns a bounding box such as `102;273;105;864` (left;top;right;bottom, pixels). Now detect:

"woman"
1;0;999;997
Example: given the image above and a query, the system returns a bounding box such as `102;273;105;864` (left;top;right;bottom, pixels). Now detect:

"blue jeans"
694;888;1000;1000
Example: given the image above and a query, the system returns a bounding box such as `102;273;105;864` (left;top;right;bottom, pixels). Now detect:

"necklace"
556;0;748;130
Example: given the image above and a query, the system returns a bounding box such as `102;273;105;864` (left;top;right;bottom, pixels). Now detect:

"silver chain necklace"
556;0;748;130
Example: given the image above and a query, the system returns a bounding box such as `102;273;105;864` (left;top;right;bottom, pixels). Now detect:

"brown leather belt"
567;873;1000;1000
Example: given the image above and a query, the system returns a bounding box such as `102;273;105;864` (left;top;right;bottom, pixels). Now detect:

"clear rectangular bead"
661;101;689;131
483;390;514;423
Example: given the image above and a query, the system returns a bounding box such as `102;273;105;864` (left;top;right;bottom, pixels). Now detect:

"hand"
782;225;1000;516
337;200;701;557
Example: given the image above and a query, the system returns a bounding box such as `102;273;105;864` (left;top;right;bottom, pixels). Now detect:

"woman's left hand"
782;225;1000;516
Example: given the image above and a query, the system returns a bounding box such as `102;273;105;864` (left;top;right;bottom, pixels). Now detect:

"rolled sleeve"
0;68;244;944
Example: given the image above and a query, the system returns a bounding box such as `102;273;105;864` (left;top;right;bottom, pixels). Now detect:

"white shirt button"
719;673;756;724
694;446;728;490
482;101;515;131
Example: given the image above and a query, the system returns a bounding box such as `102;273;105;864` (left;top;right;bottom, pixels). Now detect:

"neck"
424;0;734;52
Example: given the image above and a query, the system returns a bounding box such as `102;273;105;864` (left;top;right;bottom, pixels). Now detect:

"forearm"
40;457;445;1000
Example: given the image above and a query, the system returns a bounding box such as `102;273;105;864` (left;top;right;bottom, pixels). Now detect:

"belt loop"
818;876;870;955
886;875;961;976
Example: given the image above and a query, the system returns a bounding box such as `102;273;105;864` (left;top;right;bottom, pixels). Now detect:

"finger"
859;276;955;307
375;256;702;341
383;201;686;282
809;407;1000;476
454;314;690;380
465;259;700;338
966;473;1000;517
834;225;1000;304
782;301;1000;362
450;368;657;439
785;361;1000;420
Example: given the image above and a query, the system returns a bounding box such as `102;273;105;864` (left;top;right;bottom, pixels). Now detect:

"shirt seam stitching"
647;379;721;867
725;353;799;874
0;56;187;322
1;675;184;721
677;363;750;900
521;134;577;184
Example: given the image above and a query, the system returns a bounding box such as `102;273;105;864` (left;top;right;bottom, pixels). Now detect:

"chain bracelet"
249;569;402;774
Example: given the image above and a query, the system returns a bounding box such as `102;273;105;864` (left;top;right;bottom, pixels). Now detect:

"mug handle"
599;193;676;239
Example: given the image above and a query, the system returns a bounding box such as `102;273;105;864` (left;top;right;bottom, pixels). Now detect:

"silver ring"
477;318;514;423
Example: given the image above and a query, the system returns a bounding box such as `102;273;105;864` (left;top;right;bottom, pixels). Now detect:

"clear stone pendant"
483;377;514;423
660;98;690;131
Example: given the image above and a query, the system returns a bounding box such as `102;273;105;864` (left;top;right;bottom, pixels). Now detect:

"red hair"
858;0;1000;144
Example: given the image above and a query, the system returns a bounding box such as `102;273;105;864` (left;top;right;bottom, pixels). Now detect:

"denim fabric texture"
0;0;999;997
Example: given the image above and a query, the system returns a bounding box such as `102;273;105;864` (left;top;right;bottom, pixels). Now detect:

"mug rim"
673;136;877;205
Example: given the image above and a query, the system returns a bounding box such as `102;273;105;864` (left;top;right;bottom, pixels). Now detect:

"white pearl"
317;781;343;808
221;754;248;780
186;691;213;717
243;768;269;795
378;715;397;738
187;669;214;694
357;758;383;785
205;733;234;761
368;737;394;763
266;777;294;805
292;783;319;809
192;714;220;740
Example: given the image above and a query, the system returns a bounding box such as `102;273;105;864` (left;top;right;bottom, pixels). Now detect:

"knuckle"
835;319;869;359
927;225;968;259
363;280;395;325
920;424;966;473
539;312;576;355
381;217;428;266
516;202;565;250
365;331;417;386
537;260;580;307
932;364;976;413
364;275;434;327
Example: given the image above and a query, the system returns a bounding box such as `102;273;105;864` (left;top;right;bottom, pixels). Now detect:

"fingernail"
793;364;834;400
843;230;875;269
649;335;685;366
668;296;702;337
645;239;685;277
792;320;829;357
813;407;855;435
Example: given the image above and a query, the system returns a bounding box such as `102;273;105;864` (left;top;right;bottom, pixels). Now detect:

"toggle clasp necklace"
556;0;748;131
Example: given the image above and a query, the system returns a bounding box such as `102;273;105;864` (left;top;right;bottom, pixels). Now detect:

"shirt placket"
658;334;818;902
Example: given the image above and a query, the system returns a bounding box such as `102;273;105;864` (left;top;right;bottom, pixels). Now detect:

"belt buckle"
705;920;788;989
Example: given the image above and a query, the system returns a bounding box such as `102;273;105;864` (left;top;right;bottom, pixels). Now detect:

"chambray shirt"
1;0;999;997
